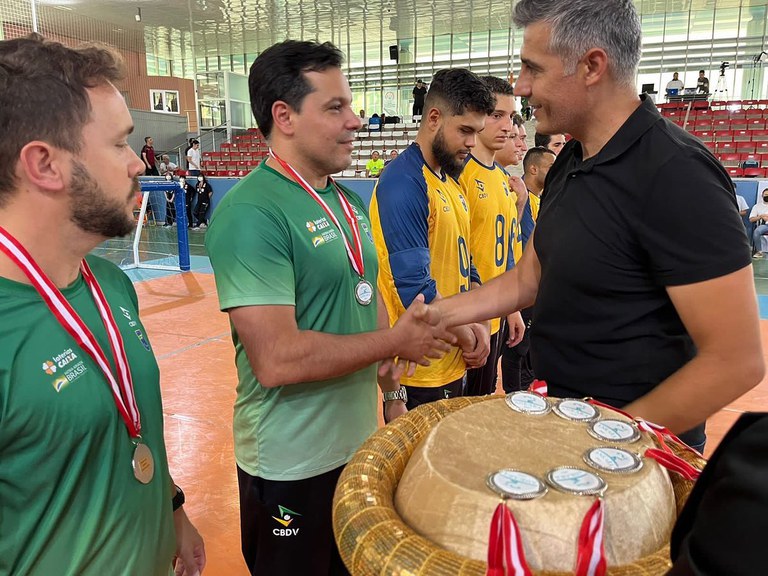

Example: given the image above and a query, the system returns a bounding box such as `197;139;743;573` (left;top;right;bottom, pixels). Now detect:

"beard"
69;160;138;238
432;126;465;180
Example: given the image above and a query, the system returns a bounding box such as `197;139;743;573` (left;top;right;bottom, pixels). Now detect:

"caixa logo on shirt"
41;347;87;392
272;505;301;536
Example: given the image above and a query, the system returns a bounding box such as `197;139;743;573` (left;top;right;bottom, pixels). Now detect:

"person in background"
158;154;177;177
666;72;684;93
384;149;398;166
192;174;212;229
696;70;709;94
141;136;158;176
412;79;427;120
186;140;201;176
365;150;385;178
749;188;768;258
533;132;567;155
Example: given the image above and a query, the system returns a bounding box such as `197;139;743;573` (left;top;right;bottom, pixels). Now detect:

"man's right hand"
391;294;455;365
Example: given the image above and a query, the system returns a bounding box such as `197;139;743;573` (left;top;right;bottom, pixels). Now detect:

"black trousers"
501;307;535;393
465;329;502;396
403;375;464;410
237;465;350;576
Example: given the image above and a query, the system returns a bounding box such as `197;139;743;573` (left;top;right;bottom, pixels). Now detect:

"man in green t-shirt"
365;150;385;177
205;40;452;576
0;35;204;575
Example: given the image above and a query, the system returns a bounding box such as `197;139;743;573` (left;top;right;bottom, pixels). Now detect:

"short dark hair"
523;146;556;172
512;113;525;128
0;33;124;203
144;136;152;143
534;133;551;148
249;40;344;139
481;76;515;97
423;68;495;117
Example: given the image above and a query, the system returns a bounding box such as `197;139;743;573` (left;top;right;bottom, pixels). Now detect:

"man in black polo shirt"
435;0;763;452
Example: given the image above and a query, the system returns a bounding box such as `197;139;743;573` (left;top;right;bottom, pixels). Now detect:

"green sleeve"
206;203;296;310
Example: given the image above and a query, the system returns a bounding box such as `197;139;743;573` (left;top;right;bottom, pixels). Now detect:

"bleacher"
201;127;269;177
199;122;420;178
658;99;768;178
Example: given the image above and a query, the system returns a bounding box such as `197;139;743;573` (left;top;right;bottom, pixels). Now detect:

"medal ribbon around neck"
0;226;141;438
269;149;365;278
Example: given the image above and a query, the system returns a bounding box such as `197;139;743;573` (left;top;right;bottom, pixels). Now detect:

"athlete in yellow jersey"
370;68;495;408
459;76;526;396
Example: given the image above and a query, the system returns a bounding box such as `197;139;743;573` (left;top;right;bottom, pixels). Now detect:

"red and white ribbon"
487;502;532;576
574;499;607;576
269;149;365;277
0;226;141;437
529;379;548;396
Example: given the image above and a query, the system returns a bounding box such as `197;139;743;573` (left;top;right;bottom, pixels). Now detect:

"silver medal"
355;280;373;306
487;469;548;500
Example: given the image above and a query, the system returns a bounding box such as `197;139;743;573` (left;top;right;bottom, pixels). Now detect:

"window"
150;90;180;114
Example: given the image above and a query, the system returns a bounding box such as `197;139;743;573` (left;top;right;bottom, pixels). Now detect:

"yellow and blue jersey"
370;143;479;388
459;155;521;335
520;190;540;248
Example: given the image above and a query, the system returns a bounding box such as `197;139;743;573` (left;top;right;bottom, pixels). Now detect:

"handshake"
382;295;493;381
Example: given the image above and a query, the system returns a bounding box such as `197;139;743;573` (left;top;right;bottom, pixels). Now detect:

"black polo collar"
570;94;662;173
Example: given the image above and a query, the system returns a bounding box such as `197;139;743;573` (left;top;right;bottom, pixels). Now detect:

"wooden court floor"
136;271;768;576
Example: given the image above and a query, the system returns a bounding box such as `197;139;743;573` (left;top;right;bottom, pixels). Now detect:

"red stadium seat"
727;167;744;177
718;153;740;167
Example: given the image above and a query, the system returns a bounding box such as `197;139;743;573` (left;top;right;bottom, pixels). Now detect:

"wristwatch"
172;484;186;511
383;388;408;403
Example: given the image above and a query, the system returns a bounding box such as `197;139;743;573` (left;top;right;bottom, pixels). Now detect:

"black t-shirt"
531;95;750;406
413;85;427;106
697;77;709;93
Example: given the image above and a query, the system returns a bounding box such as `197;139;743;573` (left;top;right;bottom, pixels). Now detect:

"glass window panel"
688;9;716;42
712;7;741;40
489;29;510;57
452;32;470;60
434;34;452;61
470;30;489;59
415;33;433;63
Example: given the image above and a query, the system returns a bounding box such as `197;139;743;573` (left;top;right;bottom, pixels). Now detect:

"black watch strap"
172;484;185;511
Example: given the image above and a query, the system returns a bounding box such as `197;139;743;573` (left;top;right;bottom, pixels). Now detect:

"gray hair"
513;0;641;88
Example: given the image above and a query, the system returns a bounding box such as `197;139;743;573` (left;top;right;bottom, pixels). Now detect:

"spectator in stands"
368;113;382;131
183;137;194;169
749;188;768;258
141;136;158;175
412;79;427;120
666;72;684;94
737;194;749;217
359;109;368;127
534;132;567;155
436;0;762;454
158;154;177;176
365;150;384;177
192;174;212;229
697;70;710;94
186;140;201;176
385;149;398;166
